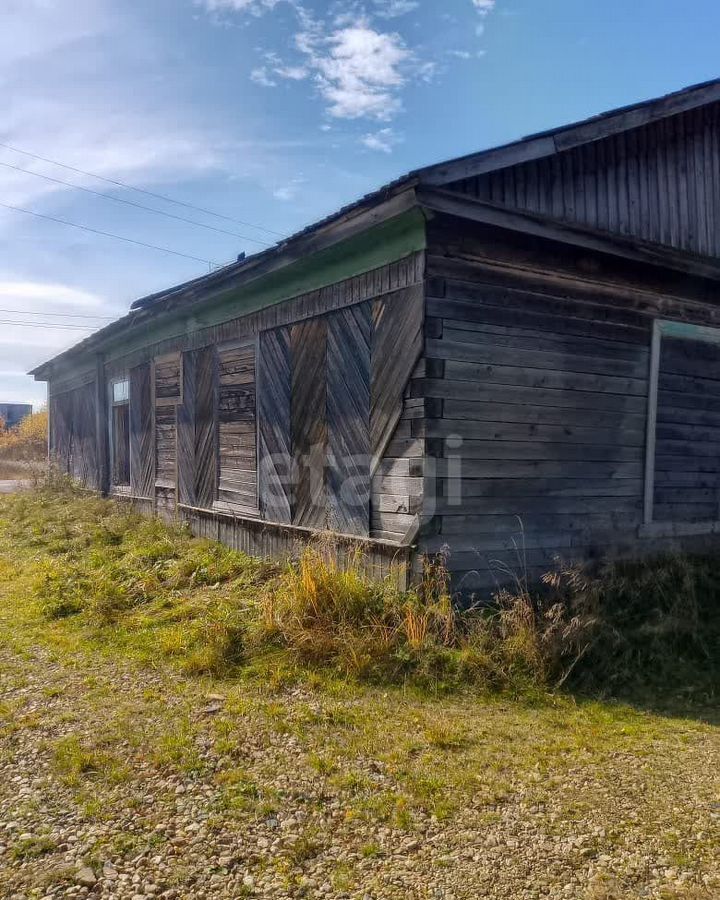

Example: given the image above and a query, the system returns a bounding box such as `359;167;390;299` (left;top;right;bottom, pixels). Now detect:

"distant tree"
0;409;48;460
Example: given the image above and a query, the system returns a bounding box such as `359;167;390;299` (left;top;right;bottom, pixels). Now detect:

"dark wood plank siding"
327;303;372;535
654;336;720;522
50;380;98;489
194;346;217;509
258;327;293;523
217;341;257;512
291;318;327;529
129;362;153;498
369;284;425;542
178;348;218;508
421;223;655;590
449;103;720;257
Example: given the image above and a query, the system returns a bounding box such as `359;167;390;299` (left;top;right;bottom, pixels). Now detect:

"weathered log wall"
419;217;720;593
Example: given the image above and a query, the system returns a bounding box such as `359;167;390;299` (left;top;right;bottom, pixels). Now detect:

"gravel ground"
1;641;719;900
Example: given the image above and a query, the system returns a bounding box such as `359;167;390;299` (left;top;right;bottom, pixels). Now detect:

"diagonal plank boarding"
129;362;154;498
292;318;327;529
258;326;292;523
370;285;424;469
327;302;372;535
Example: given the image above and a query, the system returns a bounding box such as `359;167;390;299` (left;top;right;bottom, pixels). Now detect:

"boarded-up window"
291;319;327;529
155;355;180;498
217;340;257;512
110;377;130;486
130;363;154;498
653;332;720;522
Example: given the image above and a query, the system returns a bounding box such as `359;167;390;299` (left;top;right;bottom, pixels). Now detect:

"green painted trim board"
102;209;427;364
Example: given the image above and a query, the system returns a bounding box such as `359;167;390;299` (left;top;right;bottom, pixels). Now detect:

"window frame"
643;318;720;531
108;374;131;489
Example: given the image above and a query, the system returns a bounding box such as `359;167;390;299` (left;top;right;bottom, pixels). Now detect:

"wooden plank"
412;378;648;414
423;419;646;447
370;285;424;470
177;350;196;507
194;346;217;509
292;318;327;528
426;337;648;379
129;362;153;499
327;303;371;535
440;359;647;397
258;326;293;524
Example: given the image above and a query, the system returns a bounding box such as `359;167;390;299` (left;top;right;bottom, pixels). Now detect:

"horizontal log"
432;476;643;498
412;379;648;413
423;418;645;446
430;496;642;516
426;338;648;379
440;320;649;362
441;359;647;397
437;440;643;462
371;493;423;515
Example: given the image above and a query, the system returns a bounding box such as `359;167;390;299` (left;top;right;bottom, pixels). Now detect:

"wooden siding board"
327;303;372;535
129;362;153;498
217;341;257;511
446;101;720;259
292;318;327;528
258;327;292;523
370;284;424;463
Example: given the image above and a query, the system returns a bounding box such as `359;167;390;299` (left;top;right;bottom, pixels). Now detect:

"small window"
113;379;129;404
110;377;130;487
645;320;720;526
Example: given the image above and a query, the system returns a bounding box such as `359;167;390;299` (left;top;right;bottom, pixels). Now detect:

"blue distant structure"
0;403;32;430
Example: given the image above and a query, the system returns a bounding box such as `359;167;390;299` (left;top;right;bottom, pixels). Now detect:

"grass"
0;484;719;896
1;480;719;703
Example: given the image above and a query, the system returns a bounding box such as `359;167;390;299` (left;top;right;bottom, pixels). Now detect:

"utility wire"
0;201;221;267
0;141;288;239
0;308;115;320
0;160;273;246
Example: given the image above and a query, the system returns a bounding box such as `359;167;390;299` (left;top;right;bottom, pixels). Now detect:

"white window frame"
643;319;720;534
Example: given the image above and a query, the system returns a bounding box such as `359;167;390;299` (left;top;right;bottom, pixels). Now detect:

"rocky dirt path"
1;643;719;899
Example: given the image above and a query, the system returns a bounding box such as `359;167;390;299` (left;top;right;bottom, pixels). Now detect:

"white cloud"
273;177;306;200
303;25;411;121
471;1;496;37
0;2;231;215
196;2;423;123
251;66;278;86
372;0;419;18
0;278;111;403
0;281;107;310
361;127;401;153
447;49;472;60
197;0;282;14
274;65;309;80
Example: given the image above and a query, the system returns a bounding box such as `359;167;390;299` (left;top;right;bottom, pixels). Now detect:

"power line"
0;308;115;320
0;201;221;267
0;160;273;247
0;141;288;239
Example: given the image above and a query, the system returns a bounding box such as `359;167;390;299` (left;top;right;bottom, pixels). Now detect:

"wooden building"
31;79;720;593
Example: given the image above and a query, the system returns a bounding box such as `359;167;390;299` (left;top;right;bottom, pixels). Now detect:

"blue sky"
3;0;720;406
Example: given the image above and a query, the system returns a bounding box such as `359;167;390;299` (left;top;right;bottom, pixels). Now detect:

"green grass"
0;484;719;897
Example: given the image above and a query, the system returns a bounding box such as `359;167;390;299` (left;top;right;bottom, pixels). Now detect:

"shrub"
0;410;47;461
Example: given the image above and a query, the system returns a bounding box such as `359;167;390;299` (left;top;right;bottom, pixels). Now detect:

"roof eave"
30;180;420;381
